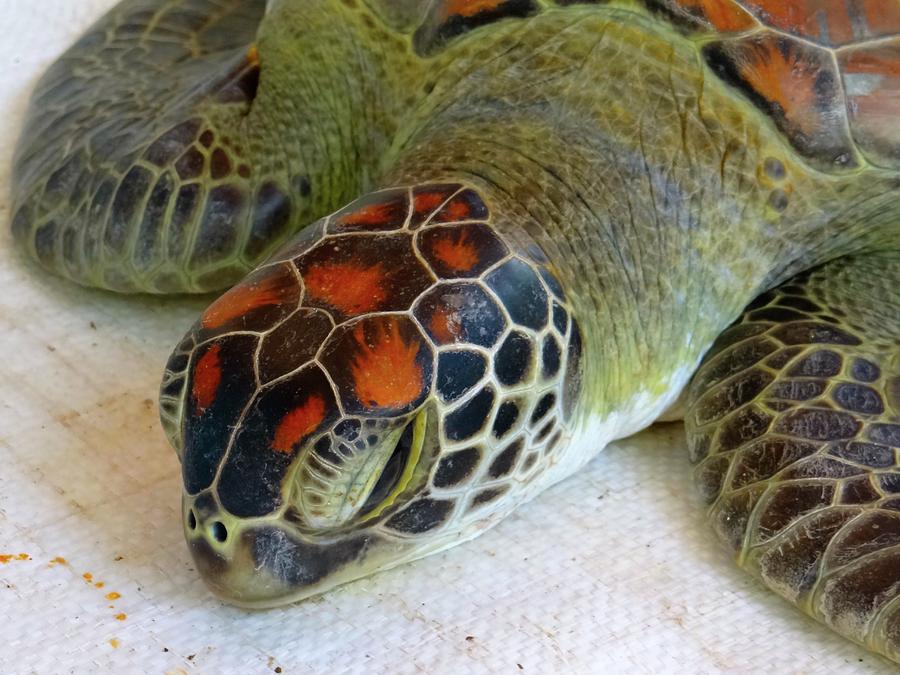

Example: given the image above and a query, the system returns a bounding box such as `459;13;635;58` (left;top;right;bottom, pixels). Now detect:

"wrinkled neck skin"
385;7;891;460
247;0;423;228
175;2;899;606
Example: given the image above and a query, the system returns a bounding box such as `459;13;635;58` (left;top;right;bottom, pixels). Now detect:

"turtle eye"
359;421;413;516
358;410;427;521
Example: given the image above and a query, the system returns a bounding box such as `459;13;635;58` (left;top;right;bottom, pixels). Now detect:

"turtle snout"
181;492;382;607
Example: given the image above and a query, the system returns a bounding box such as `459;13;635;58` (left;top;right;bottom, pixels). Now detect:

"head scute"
322;315;434;416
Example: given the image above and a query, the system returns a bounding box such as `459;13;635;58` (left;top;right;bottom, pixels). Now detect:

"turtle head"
159;185;583;606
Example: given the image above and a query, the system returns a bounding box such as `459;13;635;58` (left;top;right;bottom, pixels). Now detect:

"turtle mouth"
358;410;427;521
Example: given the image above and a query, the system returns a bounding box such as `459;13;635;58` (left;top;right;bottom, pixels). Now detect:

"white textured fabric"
0;2;893;673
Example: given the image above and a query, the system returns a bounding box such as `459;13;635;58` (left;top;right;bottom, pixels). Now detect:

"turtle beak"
182;493;384;607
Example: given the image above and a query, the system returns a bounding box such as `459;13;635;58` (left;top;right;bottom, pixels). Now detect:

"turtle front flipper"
11;0;269;293
10;0;421;293
686;251;900;662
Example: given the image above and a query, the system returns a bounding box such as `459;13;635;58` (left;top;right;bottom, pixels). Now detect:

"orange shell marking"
350;321;424;409
730;37;826;136
201;267;298;329
674;0;756;31
840;44;900;166
742;0;900;46
192;344;222;413
271;395;327;454
304;262;388;315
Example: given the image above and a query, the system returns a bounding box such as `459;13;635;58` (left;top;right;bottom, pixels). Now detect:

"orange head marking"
441;196;475;222
192;344;223;413
201;268;298;330
304;262;388;315
339;202;398;229
271;395;327;454
350;321;424;409
414;190;449;216
431;229;480;272
429;305;463;344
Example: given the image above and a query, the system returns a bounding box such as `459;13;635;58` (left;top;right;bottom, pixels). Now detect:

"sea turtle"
9;0;900;663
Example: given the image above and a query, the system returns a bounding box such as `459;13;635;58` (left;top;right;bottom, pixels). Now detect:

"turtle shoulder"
404;0;900;173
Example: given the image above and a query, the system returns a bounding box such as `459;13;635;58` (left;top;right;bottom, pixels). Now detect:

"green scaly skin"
9;0;900;663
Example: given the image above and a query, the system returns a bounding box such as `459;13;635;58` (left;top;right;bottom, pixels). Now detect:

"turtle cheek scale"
176;384;430;605
175;348;453;607
177;396;451;607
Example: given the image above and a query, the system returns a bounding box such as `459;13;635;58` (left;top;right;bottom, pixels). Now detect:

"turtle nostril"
188;510;197;530
211;521;228;543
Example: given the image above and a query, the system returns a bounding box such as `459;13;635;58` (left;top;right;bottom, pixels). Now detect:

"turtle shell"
410;0;900;171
